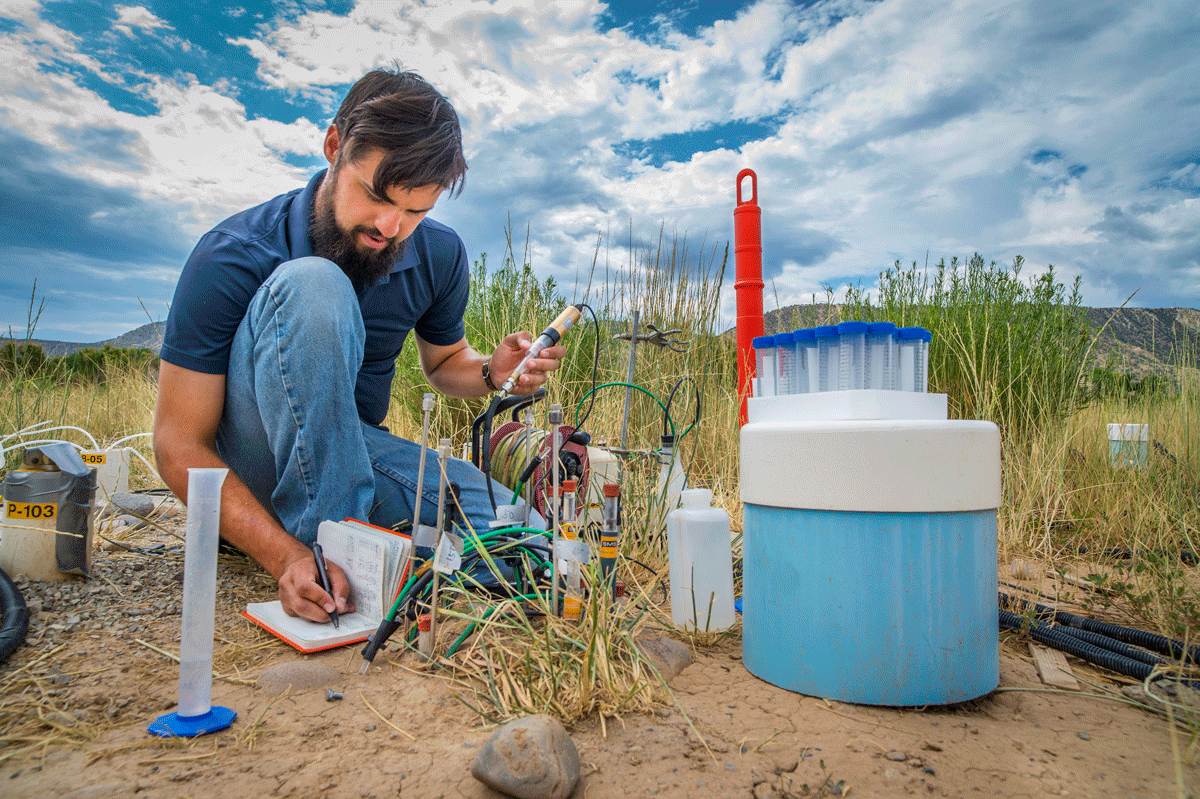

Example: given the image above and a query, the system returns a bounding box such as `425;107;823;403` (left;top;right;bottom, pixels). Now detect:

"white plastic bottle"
655;434;687;513
667;489;736;633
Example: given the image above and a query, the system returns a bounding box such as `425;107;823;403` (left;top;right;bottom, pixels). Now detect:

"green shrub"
844;254;1093;440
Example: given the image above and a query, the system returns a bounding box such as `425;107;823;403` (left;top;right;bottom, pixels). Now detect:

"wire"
573;303;601;431
662;376;701;440
573;383;677;439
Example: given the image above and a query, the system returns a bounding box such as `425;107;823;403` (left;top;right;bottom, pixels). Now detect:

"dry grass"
436;561;674;726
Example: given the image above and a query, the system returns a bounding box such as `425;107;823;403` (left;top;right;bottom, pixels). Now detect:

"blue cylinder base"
742;505;998;706
148;706;237;738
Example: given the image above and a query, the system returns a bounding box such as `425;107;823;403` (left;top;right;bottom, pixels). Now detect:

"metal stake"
430;439;451;653
548;404;563;616
620;308;639;452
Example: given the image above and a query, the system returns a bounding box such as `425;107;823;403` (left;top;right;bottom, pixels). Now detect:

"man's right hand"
277;547;355;623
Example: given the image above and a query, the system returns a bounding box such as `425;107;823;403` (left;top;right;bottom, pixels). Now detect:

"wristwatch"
482;357;499;392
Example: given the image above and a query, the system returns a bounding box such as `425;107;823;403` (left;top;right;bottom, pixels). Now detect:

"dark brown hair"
332;69;467;198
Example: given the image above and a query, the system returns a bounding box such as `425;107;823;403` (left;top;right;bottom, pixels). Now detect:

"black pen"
312;542;339;628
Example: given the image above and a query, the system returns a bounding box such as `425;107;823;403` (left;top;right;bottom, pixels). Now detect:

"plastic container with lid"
789;330;810;394
865;322;897;390
897;328;930;392
774;332;797;395
814;325;839;392
739;398;1000;706
752;335;776;397
837;321;868;390
795;329;818;393
667;489;736;633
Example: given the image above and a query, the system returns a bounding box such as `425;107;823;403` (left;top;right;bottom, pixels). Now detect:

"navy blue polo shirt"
161;170;469;425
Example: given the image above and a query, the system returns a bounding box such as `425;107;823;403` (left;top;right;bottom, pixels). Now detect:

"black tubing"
1000;592;1200;665
0;567;29;663
999;609;1155;681
1052;624;1169;667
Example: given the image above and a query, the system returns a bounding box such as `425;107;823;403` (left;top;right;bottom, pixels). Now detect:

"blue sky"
1;0;1198;342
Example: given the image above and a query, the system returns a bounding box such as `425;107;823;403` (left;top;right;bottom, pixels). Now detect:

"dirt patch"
2;516;1195;798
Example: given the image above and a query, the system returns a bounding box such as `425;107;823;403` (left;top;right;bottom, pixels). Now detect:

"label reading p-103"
81;453;107;465
6;501;57;520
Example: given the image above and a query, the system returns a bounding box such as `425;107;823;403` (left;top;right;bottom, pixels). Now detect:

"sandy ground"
2;513;1196;799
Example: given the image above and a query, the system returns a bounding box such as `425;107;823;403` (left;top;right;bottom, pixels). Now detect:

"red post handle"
733;169;764;427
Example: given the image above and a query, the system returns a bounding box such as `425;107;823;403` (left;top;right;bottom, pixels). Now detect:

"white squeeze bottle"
667;489;736;633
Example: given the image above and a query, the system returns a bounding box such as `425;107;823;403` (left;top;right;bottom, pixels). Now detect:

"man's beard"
310;179;405;291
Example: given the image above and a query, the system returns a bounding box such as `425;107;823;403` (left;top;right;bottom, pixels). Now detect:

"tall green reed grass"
844;254;1093;440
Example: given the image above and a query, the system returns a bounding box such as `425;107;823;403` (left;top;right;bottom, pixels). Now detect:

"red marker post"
734;169;764;426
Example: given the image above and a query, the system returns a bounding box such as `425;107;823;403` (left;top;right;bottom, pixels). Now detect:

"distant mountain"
751;305;1199;377
2;321;165;357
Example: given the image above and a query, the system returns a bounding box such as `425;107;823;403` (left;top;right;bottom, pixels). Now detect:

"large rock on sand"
471;714;580;799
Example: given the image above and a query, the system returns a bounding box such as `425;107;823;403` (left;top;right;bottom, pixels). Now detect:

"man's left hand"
490;331;566;394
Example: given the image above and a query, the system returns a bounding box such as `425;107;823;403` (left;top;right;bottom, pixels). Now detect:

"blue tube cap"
149;706;237;738
752;335;775;348
867;322;897;335
795;328;816;341
774;331;796;344
815;325;838;338
897;326;926;340
837;321;868;335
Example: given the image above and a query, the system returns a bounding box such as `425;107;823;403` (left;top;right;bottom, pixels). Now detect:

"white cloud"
3;0;1200;340
112;5;172;38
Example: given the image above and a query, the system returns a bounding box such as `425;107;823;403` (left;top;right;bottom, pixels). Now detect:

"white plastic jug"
667;489;736;633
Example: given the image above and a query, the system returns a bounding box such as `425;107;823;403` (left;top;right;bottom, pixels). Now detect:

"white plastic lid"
680;488;713;507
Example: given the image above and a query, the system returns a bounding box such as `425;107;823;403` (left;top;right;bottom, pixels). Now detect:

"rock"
256;661;341;696
103;493;155;519
635;636;693;682
886;750;906;762
470;715;580;799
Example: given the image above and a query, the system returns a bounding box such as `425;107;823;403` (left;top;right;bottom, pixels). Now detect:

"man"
154;70;563;624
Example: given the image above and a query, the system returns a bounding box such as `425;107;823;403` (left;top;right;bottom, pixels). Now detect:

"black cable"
0;567;28;663
622;555;669;604
662;376;700;440
573;303;601;431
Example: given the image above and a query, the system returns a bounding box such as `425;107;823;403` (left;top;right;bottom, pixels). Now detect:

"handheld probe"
497;304;584;397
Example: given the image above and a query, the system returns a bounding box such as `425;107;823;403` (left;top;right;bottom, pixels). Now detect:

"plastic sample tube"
796;329;819;393
896;328;923;392
837;321;868;391
790;330;809;395
752;335;776;397
814;325;839;392
917;328;932;393
774;332;796;395
177;468;227;719
865;322;897;390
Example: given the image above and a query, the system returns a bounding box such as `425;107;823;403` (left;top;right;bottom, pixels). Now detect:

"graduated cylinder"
739;394;1001;706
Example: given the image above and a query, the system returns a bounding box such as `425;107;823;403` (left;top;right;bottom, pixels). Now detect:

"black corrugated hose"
1000;592;1200;665
998;609;1156;681
0;567;29;663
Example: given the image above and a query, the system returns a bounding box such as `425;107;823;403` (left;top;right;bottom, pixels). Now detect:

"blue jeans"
216;257;531;546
